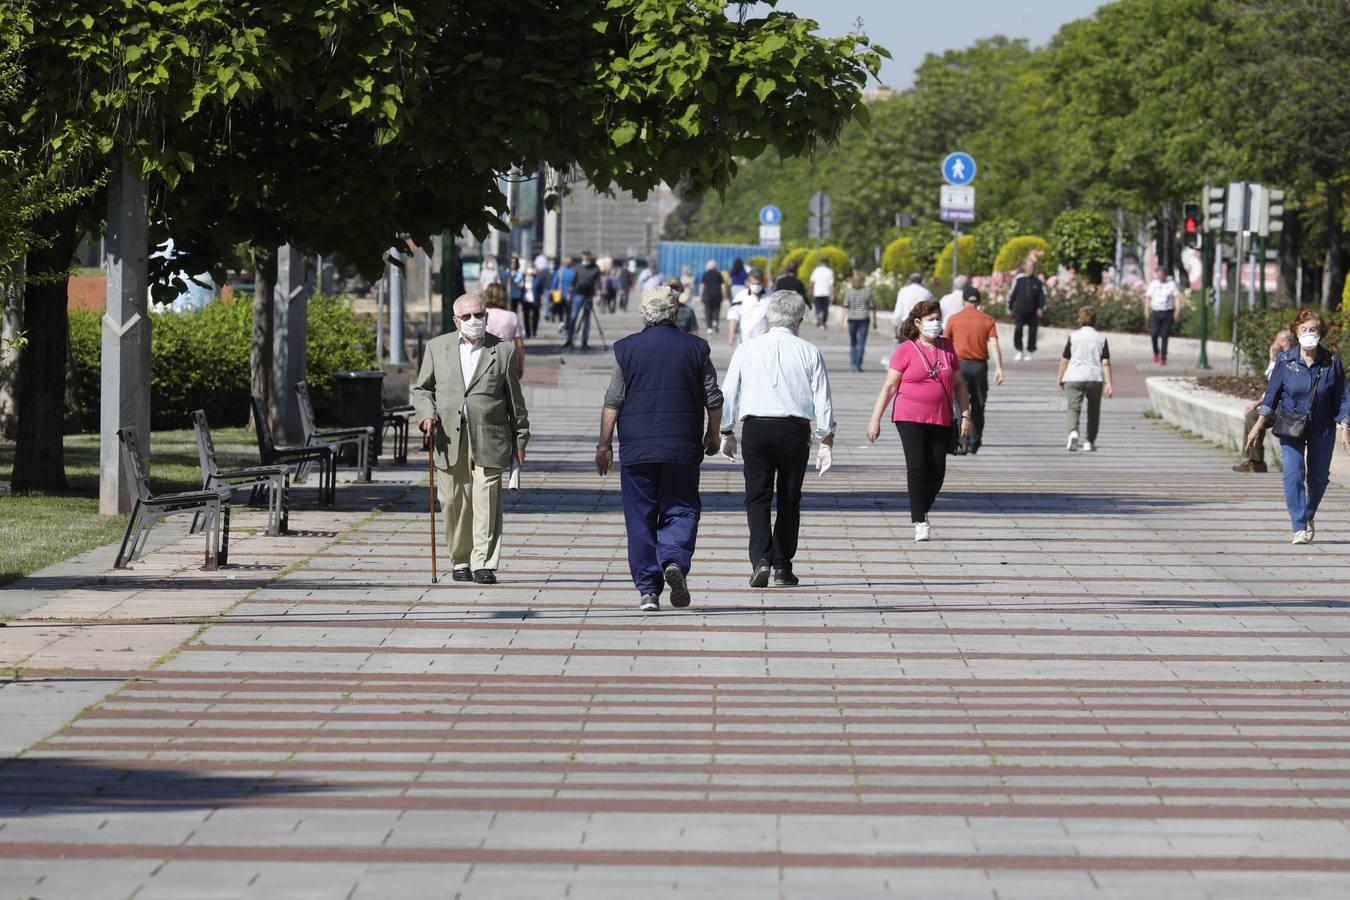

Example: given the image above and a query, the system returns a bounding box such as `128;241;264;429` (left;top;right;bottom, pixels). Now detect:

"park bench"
114;428;230;571
191;410;290;536
295;381;373;482
383;403;413;465
250;395;338;506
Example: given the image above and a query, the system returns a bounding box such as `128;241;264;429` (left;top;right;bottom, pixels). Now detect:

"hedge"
773;246;810;274
933;235;978;281
1235;305;1346;376
993;235;1056;274
68;293;376;433
1049;210;1115;282
801;246;851;284
748;255;768;274
881;236;918;276
972;218;1024;275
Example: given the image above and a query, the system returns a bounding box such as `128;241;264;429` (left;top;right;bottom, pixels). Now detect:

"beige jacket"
412;332;530;471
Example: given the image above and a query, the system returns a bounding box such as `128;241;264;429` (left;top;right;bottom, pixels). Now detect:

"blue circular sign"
941;152;976;186
759;205;782;226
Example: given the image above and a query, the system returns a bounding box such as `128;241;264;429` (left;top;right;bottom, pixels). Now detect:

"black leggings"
521;302;540;338
896;421;949;523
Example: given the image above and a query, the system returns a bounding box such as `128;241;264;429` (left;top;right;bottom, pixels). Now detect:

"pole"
427;435;438;584
951;223;960;284
1231;232;1244;375
1197;234;1212;370
1257;236;1268;309
389;245;405;364
375;276;385;362
1114;210;1124;287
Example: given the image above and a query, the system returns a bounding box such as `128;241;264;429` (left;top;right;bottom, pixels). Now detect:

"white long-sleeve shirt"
891;283;934;328
721;327;836;441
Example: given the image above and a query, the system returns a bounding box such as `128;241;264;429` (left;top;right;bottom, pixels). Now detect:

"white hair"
452;293;485;316
640;286;679;326
766;290;807;330
952;275;968;290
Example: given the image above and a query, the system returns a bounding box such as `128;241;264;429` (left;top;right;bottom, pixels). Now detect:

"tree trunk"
1276;206;1302;307
1321;187;1345;311
10;209;81;492
248;250;276;432
0;266;22;439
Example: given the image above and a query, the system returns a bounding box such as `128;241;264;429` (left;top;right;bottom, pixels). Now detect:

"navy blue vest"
614;324;709;465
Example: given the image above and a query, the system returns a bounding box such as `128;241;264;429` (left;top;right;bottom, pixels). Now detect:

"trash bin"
334;370;385;463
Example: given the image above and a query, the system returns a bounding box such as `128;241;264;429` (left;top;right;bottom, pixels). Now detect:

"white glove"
815;443;833;477
720;433;737;461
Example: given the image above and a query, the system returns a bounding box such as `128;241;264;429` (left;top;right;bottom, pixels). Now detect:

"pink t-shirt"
486;308;523;342
889;338;959;425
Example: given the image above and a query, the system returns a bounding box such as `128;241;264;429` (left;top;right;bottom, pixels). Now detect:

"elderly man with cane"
595;286;724;612
414;293;530;585
720;290;836;588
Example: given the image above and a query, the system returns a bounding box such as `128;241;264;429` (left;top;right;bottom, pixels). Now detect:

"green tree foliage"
972;218;1025;275
934;235;978;281
993;236;1055;274
801;246;851;283
773;246;811;274
881;237;918;275
1049;210;1116;282
909;222;952;275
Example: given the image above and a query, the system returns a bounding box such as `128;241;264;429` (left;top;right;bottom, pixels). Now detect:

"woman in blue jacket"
1245;308;1350;544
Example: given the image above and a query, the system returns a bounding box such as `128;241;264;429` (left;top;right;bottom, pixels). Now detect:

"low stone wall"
1146;376;1350;485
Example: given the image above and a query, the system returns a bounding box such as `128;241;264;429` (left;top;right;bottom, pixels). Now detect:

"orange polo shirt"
944;307;998;362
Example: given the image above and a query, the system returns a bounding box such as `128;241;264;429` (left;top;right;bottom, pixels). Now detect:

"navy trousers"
620;461;702;596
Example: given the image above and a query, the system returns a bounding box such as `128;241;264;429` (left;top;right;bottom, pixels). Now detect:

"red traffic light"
1184;216;1199;234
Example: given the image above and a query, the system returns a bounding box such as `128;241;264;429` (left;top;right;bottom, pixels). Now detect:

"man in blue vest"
595;286;724;611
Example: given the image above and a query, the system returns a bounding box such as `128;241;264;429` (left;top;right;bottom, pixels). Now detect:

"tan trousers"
436;437;504;571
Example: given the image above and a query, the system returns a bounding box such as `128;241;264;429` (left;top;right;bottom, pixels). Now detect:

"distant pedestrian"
521;263;545;338
507;256;525;316
1234;329;1296;473
943;285;1003;454
550;258;575;325
843;271;876;372
866;298;973;542
938;275;968;328
1056;305;1114;452
730;257;748;289
477;255;500;294
774;261;808;305
1008;256;1046;360
808;259;835;329
699;259;724;333
618;259;635;311
602;264;621;313
483;282;526;377
1146;273;1179;365
1245;308;1350;544
596;286;724;611
727;268;770;346
564;250;601;351
665;278;700;334
720;290;835;588
890;273;933;339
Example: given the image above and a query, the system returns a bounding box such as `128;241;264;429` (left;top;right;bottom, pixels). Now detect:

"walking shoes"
1066;430;1079;452
451;567;473;582
749;561;771;588
773;566;800;587
663;563;691;608
1232;461;1268;473
639;594;660;612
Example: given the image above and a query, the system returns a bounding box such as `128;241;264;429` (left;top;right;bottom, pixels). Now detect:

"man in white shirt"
808;261;836;329
719;290;835;588
891;272;934;336
938;275;968;328
1146;273;1179;365
726;268;770;346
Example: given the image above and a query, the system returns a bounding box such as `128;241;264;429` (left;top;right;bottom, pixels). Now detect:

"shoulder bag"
1271;363;1321;441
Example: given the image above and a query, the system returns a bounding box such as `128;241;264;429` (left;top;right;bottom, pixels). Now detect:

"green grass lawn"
0;427;260;587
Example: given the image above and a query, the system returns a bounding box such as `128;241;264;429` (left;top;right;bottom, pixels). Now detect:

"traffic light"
1205;185;1226;232
1182;202;1201;248
1265;189;1285;236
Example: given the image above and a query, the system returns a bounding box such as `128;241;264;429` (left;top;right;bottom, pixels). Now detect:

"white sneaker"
1081;440;1094;452
1292;530;1311;545
1025;352;1034;361
1066;430;1079;451
1014;351;1024;361
914;522;931;542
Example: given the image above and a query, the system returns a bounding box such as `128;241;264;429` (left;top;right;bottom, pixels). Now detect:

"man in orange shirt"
943;286;1004;455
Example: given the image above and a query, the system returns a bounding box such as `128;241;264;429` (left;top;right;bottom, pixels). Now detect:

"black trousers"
895;421;949;523
1149;309;1174;360
959;359;989;450
1012;310;1038;352
520;302;540;338
741;416;811;567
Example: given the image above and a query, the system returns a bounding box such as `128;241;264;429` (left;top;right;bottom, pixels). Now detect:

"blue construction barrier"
656;241;773;282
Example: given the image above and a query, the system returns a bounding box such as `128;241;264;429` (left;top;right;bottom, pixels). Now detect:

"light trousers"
1065;381;1104;443
436;435;504;571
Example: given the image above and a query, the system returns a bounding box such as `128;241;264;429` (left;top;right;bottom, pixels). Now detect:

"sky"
766;0;1106;88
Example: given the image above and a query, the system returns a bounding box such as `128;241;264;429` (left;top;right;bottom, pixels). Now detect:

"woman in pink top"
482;282;526;376
866;298;972;542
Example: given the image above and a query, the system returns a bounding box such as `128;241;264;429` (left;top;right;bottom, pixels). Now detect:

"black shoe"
749;561;771;588
638;594;660;612
451;567;473;582
773;566;799;587
472;569;497;585
663;563;690;608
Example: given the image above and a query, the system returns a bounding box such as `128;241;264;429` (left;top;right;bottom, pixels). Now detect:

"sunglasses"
456;311;488;320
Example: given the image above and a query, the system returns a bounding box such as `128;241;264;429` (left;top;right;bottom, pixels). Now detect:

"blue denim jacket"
1258;348;1350;437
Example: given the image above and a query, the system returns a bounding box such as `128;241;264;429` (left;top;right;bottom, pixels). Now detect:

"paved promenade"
2;308;1349;899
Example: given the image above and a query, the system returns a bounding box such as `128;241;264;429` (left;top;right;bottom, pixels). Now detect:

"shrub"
1235;305;1343;376
933;235;978;282
881;236;917;275
801;246;850;285
1049;210;1115;283
66;293;376;432
993;235;1056;274
909;222;951;275
773;246;810;275
748;255;768;274
972;218;1024;274
865;270;902;311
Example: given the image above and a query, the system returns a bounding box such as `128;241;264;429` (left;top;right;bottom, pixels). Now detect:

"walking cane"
427;429;438;584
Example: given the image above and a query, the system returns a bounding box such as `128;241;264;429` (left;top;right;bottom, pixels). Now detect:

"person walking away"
890;273;934;340
413;293;530;585
550;257;575;327
618;259;635;311
482;283;526;377
1146;273;1179;365
507;256;525;316
843;271;876;372
1234;329;1295;472
521;262;545;339
938;275;968;328
1008;257;1045;360
595;286;724;611
943;285;1003;454
866;298;973;541
720;291;835;587
602;264;620;313
774;260;808;304
808;258;835;329
729;257;748;291
1056;306;1114;452
565;250;600;351
1245;308;1350;544
667;278;701;335
477;255;500;294
698;260;725;334
727;269;770;346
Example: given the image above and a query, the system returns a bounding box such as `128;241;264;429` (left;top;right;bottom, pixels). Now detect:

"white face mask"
920;319;942;339
749;283;763;295
457;315;487;341
1299;332;1320;350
